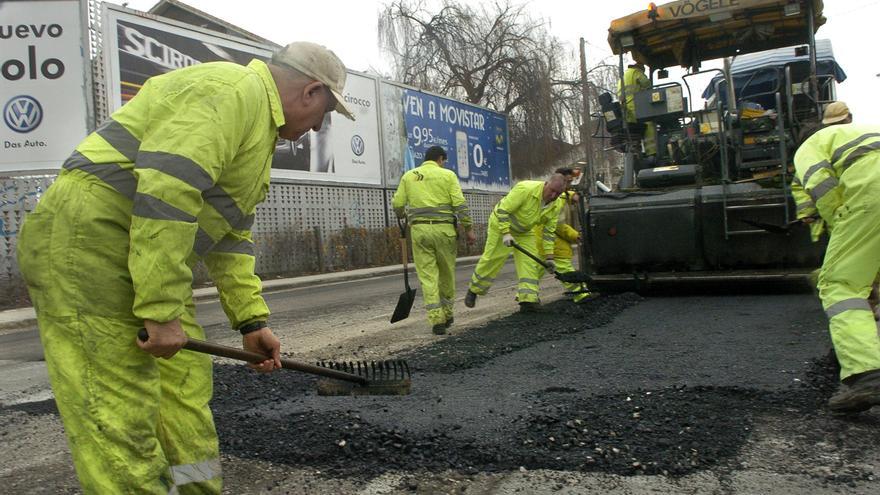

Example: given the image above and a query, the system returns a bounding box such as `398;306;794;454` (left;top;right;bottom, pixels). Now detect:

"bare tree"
378;0;583;179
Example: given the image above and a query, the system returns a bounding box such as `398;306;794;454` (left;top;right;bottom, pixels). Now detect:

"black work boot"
828;369;880;414
464;290;477;308
518;302;546;313
445;317;454;329
432;323;447;335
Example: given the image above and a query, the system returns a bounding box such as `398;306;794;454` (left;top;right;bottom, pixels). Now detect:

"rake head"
316;360;412;396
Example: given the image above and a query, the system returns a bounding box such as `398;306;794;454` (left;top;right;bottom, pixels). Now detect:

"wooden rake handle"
137;329;367;385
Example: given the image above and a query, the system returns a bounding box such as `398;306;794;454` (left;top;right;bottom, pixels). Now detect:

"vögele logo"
4;95;43;133
351;135;365;156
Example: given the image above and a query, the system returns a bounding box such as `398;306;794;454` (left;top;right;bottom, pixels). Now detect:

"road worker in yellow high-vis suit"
793;116;880;414
16;42;355;494
618;62;655;155
392;146;475;335
465;174;566;313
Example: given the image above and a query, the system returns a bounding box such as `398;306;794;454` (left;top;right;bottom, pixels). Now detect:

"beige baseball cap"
822;101;850;125
272;41;356;121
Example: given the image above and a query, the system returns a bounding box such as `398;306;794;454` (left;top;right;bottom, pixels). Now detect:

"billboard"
103;5;383;185
0;0;89;171
397;88;510;191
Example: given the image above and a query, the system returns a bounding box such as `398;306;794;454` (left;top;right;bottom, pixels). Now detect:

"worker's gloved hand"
544;257;557;273
502;233;515;247
243;327;282;373
137;318;187;359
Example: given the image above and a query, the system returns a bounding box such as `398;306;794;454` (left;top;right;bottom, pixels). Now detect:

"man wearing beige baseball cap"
822;100;852;126
15;40;357;494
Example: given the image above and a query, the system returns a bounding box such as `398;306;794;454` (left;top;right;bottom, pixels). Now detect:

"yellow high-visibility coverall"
618;66;655;155
16;60;281;494
469;181;559;303
790;175;827;242
794;123;880;381
534;191;592;302
392;160;472;326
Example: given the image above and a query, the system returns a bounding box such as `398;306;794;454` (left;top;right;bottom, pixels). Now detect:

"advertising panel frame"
0;0;93;173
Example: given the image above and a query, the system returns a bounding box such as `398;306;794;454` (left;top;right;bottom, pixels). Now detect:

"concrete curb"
0;255;482;331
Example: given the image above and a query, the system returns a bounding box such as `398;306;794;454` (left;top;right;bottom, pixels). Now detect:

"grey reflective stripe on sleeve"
193;229;215;257
517;288;539;295
425;303;442;310
170;458;221;486
211;236;255;256
63;151;137;199
133;193;197;223
508;216;528;232
203;185;251;230
796;201;814;212
137;151;215;191
808;176;839;204
94;119;140;162
839;141;880;171
826;299;872;319
802;160;831;185
519;278;540;285
830;132;880;165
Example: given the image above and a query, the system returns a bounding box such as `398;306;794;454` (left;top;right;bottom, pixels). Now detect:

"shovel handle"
510;240;553;272
137;329;367;384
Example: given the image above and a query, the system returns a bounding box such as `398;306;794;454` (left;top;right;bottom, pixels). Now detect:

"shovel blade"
556;271;591;284
390;288;417;323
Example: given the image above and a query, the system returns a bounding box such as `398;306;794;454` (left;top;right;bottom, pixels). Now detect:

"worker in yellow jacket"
16;42;355;494
618;62;655;155
392;146;475;335
793;117;880;414
465;175;566;313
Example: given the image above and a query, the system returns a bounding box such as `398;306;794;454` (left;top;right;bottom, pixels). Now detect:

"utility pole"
579;37;594;195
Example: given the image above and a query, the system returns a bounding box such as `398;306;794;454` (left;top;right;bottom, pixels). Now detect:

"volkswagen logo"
351;135;365;156
4;95;43;133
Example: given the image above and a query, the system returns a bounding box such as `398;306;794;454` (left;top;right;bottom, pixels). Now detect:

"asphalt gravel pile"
211;292;880;486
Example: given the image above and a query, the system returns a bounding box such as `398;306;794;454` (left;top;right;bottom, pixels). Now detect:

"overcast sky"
111;0;879;121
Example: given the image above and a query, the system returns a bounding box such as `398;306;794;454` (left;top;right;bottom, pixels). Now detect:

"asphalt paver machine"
583;0;844;291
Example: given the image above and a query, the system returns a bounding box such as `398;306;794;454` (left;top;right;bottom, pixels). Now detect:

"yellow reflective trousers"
468;216;543;303
17;176;220;494
795;125;880;381
411;224;458;325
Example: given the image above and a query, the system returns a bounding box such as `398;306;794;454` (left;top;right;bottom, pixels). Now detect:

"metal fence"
0;173;503;304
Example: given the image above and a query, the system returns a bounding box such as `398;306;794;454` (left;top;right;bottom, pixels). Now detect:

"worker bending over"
465;174;566;313
17;42;355;493
793;113;880;414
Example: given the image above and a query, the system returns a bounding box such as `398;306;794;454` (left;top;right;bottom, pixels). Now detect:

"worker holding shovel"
16;42;356;494
392;146;475;335
465;174;566;313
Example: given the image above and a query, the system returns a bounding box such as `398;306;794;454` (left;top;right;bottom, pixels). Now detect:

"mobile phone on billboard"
456;131;469;178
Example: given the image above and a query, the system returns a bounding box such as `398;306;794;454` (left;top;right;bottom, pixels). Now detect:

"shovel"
740;218;803;234
390;218;416;323
510;240;591;284
137;329;411;396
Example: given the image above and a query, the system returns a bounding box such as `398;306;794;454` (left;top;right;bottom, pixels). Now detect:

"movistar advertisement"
399;89;510;191
103;5;382;185
1;0;89;171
